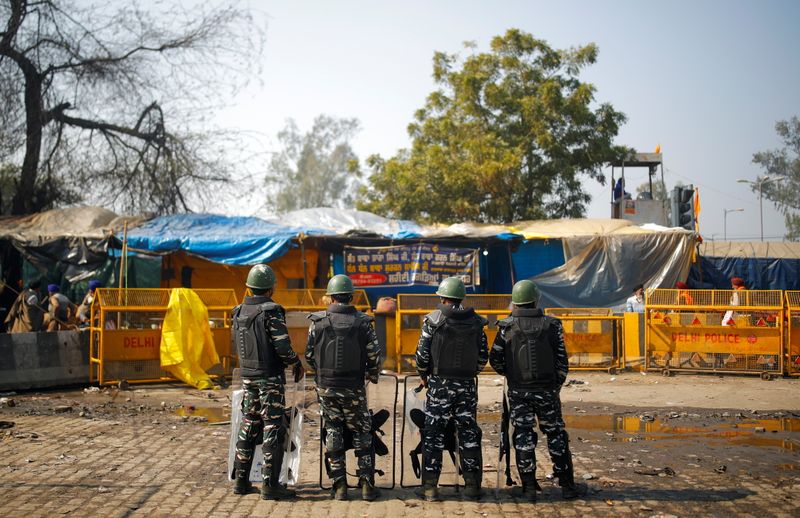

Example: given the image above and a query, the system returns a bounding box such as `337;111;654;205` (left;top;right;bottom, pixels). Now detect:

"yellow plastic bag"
160;288;220;390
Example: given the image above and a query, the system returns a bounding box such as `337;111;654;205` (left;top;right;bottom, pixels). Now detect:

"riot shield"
401;375;500;493
227;367;306;486
400;374;463;488
317;372;399;490
281;369;305;485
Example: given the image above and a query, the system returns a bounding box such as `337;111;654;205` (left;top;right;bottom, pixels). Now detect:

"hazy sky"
219;0;800;241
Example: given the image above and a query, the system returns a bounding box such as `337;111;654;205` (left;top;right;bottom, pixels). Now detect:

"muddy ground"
1;372;798;517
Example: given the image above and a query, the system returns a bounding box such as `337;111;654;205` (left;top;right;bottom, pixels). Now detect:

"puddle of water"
480;412;800;453
173;405;229;423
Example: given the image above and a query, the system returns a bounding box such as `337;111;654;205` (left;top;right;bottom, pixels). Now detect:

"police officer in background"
44;284;76;331
415;276;488;501
490;280;587;501
4;279;43;333
232;264;304;500
76;279;102;325
306;274;382;501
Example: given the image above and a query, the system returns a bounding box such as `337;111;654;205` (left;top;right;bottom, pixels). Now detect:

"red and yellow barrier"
786;291;800;377
394;294;511;373
89;288;238;386
646;289;784;377
545;308;623;373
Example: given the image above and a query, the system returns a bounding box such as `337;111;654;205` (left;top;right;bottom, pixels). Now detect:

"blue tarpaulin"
126;214;302;265
511;239;566;280
689;256;800;290
689;241;800;290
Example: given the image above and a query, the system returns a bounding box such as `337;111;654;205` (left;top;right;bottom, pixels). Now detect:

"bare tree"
0;0;264;215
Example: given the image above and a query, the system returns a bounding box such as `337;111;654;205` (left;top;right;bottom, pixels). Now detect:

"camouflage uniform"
305;303;382;484
490;308;573;482
234;296;300;479
415;304;489;477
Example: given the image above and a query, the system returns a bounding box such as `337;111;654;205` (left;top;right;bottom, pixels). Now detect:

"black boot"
462;471;482;500
233;459;253;495
517;472;538;502
415;471;440;502
332;477;349;501
558;458;587;500
261;447;296;500
360;477;381;501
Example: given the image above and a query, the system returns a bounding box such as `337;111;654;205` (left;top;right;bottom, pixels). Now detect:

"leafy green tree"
265;115;361;213
753;116;800;241
358;29;629;223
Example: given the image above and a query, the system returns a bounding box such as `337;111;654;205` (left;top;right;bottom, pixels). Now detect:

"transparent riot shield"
318;372;399;490
401;375;500;493
399;374;463;489
227;367;306;486
282;368;306;485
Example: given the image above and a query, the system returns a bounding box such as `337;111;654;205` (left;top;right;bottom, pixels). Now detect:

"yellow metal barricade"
89;288;238;386
645;289;784;377
394;294;511;373
786;291;800;377
545;308;623;373
270;289;371;358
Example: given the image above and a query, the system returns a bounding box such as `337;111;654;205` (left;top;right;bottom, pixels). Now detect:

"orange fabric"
160;249;319;300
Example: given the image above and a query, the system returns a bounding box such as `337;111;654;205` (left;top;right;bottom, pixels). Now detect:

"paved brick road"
1;383;798;517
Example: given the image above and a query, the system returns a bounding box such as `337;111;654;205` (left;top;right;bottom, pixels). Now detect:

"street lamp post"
737;175;787;241
723;208;744;241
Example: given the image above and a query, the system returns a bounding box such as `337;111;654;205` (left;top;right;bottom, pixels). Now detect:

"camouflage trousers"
235;377;286;478
318;386;373;482
508;387;572;479
423;376;482;475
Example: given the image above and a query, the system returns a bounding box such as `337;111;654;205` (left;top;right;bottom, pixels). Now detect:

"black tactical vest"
428;304;486;380
309;304;371;389
497;308;555;389
232;299;284;379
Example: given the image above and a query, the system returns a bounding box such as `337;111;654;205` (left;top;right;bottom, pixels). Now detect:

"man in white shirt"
625;284;645;313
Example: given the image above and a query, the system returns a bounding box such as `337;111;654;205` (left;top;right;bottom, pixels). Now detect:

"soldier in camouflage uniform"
415;277;488;501
232;264;305;500
490;280;587;501
305;275;383;501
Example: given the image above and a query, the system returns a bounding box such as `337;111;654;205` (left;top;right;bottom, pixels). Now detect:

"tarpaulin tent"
0;206;142;283
689;241;800;290
1;206;703;313
504;219;696;309
0;207;154;311
126;214;302;265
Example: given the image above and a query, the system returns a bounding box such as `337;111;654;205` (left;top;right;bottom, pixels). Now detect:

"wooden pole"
300;233;309;289
117;221;128;328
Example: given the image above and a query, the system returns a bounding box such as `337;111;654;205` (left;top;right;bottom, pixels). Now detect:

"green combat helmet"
436;277;466;300
246;264;276;290
511;279;540;305
326;274;354;295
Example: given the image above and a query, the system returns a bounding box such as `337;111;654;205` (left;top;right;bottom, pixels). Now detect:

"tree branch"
50;107;163;142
